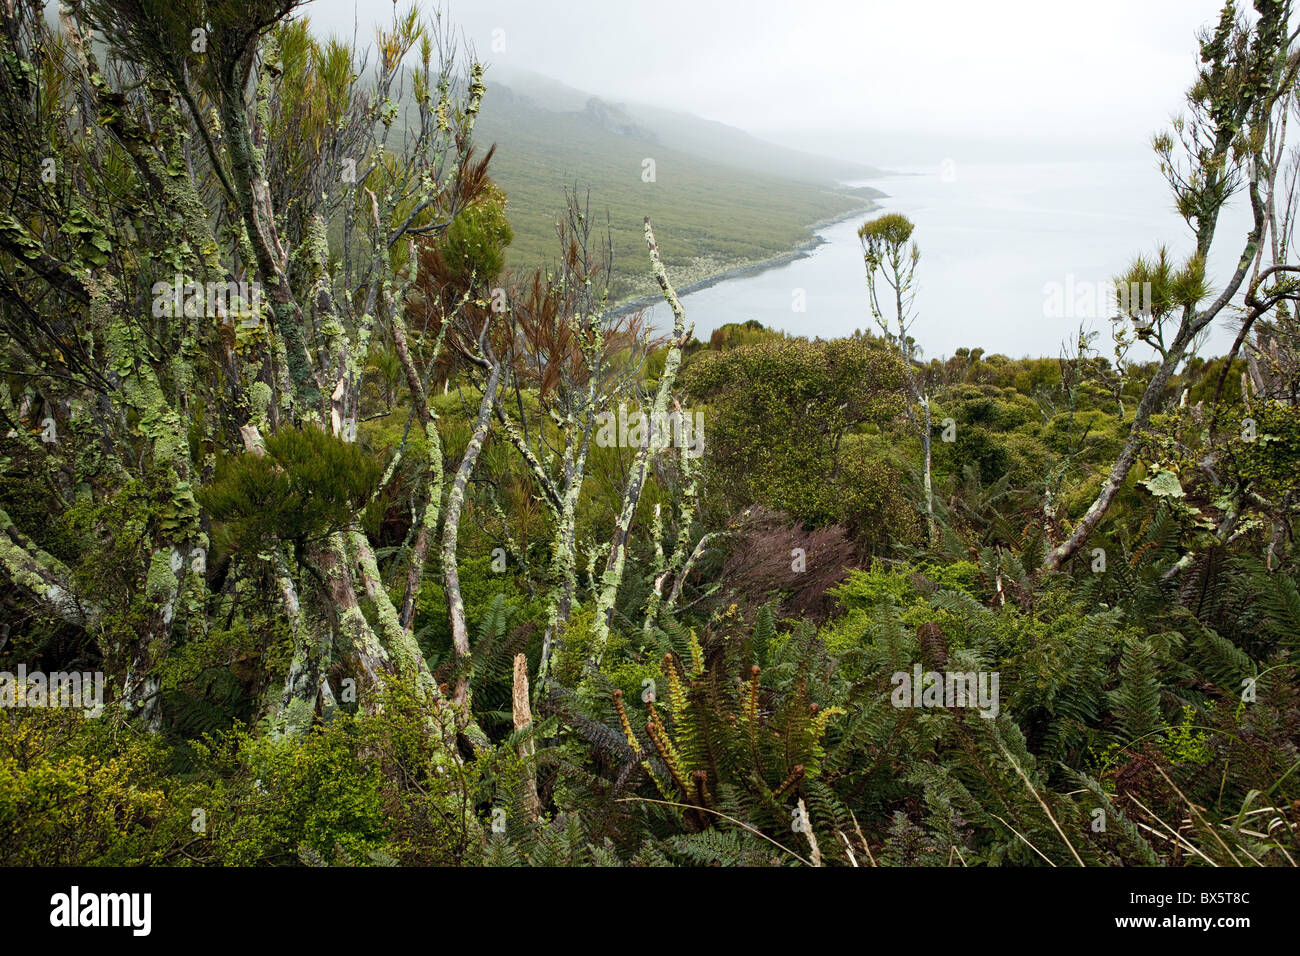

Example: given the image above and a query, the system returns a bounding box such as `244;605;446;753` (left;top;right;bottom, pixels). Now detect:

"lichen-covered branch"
588;218;693;666
442;360;502;710
0;505;97;628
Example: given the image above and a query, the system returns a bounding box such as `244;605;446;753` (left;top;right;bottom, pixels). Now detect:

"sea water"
642;160;1254;359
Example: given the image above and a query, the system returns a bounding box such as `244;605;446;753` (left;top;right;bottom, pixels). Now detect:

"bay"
641;160;1254;359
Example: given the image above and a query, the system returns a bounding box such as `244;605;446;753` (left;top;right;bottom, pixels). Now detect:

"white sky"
304;0;1233;165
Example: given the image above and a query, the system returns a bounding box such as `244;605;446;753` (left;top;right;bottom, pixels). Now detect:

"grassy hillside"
473;79;882;300
491;69;885;185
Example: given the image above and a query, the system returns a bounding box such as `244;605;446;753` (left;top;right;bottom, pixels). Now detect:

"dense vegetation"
1;0;1299;869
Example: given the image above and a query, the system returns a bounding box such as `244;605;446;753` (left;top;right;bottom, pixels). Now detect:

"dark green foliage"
682;335;908;531
1112;638;1162;741
704;319;782;352
198;425;382;555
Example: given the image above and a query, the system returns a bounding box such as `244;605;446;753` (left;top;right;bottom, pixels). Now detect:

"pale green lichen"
145;549;178;603
248;381;273;426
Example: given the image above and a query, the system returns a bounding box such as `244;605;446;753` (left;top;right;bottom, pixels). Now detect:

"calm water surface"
643;160;1252;358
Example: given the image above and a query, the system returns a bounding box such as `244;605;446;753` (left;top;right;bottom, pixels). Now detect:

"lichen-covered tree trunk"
270;548;337;737
305;532;418;720
350;530;442;702
442;361;502;710
1045;192;1270;570
1043;322;1200;572
922;397;935;547
536;428;592;689
218;87;323;416
643;423;706;629
393;312;451;631
97;279;207;723
588;218;691;666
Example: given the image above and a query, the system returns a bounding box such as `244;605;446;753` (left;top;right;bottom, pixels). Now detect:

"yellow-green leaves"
1115;246;1208;324
858;211;916;271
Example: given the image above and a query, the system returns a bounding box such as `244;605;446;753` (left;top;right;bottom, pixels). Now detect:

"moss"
247;381;273;426
144;549;178;603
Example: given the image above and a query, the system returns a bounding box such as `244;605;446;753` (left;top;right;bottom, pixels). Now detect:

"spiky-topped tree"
1046;0;1300;572
859;212;936;545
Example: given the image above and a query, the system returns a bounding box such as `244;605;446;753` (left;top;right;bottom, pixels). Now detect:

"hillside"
472;75;885;300
489;69;885;185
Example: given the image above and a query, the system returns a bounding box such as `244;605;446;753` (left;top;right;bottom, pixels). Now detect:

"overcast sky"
304;0;1233;166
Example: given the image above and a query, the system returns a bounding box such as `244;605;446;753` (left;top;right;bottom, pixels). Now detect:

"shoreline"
608;197;881;318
